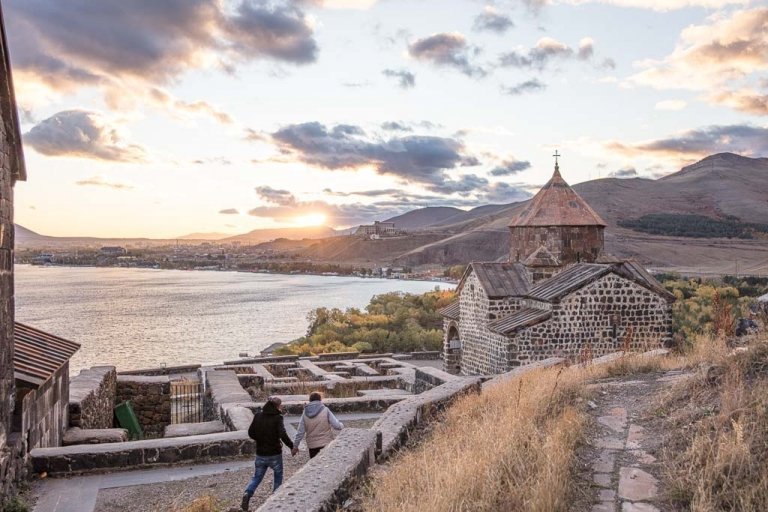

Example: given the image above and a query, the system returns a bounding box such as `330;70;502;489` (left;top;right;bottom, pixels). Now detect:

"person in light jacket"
291;391;344;458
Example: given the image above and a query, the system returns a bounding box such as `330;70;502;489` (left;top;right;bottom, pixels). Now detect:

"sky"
4;0;768;238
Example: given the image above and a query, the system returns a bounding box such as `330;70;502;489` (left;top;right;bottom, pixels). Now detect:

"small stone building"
441;164;674;375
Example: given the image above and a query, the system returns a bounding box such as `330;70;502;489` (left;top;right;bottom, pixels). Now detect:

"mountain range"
15;153;768;275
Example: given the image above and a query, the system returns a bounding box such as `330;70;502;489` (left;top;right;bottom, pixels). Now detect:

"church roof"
525;261;675;302
614;260;675;300
0;2;26;182
459;261;531;299
526;263;609;302
489;307;552;335
524;246;560;267
439;301;460;319
509;167;605;227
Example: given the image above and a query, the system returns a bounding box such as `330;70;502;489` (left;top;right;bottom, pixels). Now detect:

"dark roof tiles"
439;301;460;319
468;261;531;299
526;264;610;302
14;323;80;386
489;307;552;335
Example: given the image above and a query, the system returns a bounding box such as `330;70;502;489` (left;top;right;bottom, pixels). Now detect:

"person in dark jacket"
241;396;294;511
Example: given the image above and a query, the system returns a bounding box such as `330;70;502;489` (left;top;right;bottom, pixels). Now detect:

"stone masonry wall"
20;363;70;450
69;366;117;429
0;89;14;454
512;274;672;365
116;376;171;438
510;225;604;266
457;270;522;375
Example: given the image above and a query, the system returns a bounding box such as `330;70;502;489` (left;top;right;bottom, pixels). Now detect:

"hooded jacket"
293;401;344;450
247;401;294;456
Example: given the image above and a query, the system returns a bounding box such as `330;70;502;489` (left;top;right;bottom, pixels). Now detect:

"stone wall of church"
510;225;604;265
456;271;523;375
511;274;672;365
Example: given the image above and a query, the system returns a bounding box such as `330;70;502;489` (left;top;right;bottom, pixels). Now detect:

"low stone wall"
268;395;407;415
118;364;201;377
481;357;566;390
116;376;171;438
69;366;117;429
31;430;255;476
374;376;483;460
257;428;378;512
413;367;457;393
20;363;70;450
204;370;253;431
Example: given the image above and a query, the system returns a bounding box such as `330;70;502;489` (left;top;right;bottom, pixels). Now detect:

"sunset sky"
5;0;768;238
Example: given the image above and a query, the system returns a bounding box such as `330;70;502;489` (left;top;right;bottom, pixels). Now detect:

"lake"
14;266;451;372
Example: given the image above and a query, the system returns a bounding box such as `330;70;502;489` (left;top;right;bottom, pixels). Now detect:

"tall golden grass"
362;365;587;512
660;336;768;511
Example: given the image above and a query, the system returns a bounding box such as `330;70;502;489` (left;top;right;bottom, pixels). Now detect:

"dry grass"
658;335;768;511
176;495;220;512
362;365;588;512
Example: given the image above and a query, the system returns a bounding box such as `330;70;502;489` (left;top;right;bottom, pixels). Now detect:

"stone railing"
117;364;201;377
31;430;255;476
256;428;378;512
116;375;171;438
69;366;117;429
204;370;254;431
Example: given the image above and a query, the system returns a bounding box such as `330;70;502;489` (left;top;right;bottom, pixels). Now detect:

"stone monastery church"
441;160;674;375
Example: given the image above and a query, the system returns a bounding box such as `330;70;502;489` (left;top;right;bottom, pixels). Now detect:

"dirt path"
94;450;309;512
579;369;693;512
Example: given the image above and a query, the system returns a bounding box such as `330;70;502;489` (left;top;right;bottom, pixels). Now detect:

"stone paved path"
584;370;691;512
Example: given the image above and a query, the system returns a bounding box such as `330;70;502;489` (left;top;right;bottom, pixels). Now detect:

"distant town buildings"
355;221;405;239
100;246;128;256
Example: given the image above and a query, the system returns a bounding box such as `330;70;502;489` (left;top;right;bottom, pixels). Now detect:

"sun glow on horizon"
292;213;327;227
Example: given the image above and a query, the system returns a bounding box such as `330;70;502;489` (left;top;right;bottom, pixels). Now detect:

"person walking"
291;391;344;459
241;396;294;511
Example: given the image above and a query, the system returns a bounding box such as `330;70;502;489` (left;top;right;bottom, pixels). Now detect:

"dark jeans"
309;446;324;459
244;454;283;495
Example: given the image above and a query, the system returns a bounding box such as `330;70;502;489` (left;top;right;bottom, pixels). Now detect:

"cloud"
7;0;318;115
500;37;574;69
381;121;413;132
473;7;514;34
490;158;532;176
382;69;416;89
627;8;768;116
565;0;749;10
271;121;483;193
24;110;146;162
148;88;233;124
608;167;638;178
481;182;532;203
708;89;768;116
654;99;687;111
501;79;546;96
577;37;594;60
256;186;298;206
408;33;486;77
75;176;134;190
219;208;240;215
606;124;768;161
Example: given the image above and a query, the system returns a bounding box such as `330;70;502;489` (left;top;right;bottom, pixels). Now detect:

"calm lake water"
14;266;451;373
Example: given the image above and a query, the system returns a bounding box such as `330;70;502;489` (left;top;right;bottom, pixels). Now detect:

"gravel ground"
94;450;309;512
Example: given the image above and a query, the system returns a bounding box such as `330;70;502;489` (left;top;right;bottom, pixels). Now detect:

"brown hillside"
301;153;768;274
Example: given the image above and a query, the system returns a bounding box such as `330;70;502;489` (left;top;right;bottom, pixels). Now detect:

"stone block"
63;427;128;445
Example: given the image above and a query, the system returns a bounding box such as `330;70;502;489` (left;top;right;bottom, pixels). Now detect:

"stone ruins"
441;161;675;375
